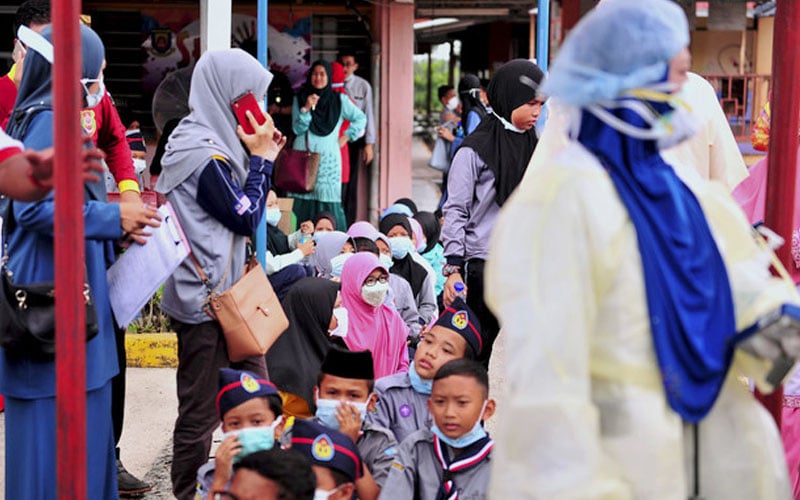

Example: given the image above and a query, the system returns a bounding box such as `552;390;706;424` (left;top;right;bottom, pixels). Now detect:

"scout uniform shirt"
358;419;399;487
378;429;493;500
368;371;432;444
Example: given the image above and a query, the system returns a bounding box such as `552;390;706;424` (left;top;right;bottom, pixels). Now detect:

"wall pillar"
200;0;232;52
375;1;415;210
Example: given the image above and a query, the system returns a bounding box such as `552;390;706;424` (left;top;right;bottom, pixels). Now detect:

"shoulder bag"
190;238;289;362
273;131;320;194
0;265;99;359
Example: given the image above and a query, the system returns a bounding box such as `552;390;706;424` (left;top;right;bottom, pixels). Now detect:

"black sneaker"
117;459;152;497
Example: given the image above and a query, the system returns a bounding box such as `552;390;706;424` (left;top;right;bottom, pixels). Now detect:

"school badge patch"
451;310;469;330
240;373;260;393
80;110;97;137
312;434;335;461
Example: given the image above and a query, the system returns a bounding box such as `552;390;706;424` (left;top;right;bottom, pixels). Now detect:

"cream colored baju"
486;141;796;499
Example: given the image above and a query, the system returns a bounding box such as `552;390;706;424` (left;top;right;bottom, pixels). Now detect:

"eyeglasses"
364;274;389;287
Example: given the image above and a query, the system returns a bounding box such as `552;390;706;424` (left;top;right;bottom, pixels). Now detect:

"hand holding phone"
231;92;267;135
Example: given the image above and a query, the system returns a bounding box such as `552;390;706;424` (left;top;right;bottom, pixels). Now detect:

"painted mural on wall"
139;9;312;127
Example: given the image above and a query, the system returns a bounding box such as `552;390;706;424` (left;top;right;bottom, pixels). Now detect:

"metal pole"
369;41;381;224
53;2;86;498
762;0;800;429
536;0;550;71
256;0;269;268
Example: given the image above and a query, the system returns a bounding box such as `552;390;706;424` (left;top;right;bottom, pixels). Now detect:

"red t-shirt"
1;76;137;188
0;73;18;131
80;92;137;186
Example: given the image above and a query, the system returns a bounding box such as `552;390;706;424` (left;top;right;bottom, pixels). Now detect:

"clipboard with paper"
107;202;191;327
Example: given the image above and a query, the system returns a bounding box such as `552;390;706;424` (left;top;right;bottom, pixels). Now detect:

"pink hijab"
340;252;410;378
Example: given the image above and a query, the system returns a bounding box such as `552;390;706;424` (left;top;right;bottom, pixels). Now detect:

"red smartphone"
231;92;267;135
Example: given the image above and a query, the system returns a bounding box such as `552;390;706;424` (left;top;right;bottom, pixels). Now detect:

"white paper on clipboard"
107;202;191;327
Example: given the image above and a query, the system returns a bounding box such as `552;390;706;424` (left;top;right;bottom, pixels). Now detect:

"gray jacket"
378;429;492;500
442;147;500;266
389;274;422;338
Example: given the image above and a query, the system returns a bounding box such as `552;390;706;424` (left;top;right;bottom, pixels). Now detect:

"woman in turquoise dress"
290;60;366;229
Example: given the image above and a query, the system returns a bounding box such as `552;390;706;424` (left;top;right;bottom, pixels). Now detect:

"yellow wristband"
118;180;141;194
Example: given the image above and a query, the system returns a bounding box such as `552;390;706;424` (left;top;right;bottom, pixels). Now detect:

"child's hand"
299;238;316;256
300;220;314;234
211;434;241;492
335;402;363;443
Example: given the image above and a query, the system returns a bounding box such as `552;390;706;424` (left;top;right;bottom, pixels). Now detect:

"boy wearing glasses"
367;297;485;444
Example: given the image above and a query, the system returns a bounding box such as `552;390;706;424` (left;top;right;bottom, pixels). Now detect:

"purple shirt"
442;147;501;266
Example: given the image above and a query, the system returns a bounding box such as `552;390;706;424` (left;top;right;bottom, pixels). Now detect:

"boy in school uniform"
287;418;366;500
313;347;398;488
195;368;285;500
367;297;484;443
379;359;496;499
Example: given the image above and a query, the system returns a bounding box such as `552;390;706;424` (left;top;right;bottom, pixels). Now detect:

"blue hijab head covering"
544;0;736;423
7;24;105;140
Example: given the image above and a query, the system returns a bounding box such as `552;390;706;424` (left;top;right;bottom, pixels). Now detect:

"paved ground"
0;136;507;498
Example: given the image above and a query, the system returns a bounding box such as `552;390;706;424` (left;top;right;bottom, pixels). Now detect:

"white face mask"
132;158;147;175
314;485;344;500
329;307;349;338
266;207;282;227
446;96;460;111
361;281;389;307
82;76;105;109
585;86;701;150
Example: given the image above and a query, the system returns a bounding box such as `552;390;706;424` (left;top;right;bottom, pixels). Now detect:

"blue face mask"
330;252;353;278
408;361;433;395
223;417;282;463
315;397;368;430
389;236;415;259
431;401;488;449
266;208;282;227
379;253;394;270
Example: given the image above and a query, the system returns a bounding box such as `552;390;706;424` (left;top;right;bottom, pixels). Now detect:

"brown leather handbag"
273;131;320;193
190;240;288;362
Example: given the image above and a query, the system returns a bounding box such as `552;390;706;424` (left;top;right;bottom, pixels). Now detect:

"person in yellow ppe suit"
487;0;800;498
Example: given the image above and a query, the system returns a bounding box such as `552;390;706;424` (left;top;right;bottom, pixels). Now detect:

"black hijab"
415;211;441;254
393;197;418;215
265;278;340;409
313;210;338;231
379;214;428;297
297;60;341;137
460;59;544;206
458;74;488;121
267;226;290;256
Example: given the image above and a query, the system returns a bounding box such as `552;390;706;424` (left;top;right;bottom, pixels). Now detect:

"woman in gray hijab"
154;48;287;500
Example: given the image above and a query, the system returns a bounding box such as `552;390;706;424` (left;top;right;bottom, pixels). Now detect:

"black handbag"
0;266;99;359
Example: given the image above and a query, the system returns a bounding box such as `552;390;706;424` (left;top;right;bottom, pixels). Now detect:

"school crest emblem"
452;310;469;330
240;373;260;393
80;110;97;137
312;434;334;461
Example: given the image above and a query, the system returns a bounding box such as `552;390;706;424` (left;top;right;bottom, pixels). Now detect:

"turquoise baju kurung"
289;93;366;229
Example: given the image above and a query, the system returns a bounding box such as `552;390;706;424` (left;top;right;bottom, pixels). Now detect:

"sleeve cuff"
249;155;274;175
117;179;141;193
446;256;464;267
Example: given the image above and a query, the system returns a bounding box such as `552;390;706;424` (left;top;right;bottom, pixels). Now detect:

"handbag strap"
189;234;237;294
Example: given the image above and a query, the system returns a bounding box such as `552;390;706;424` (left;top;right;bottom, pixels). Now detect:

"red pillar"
762;0;800;429
52;2;87;498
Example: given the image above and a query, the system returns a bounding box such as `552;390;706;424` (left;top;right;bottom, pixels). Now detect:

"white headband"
17;25;53;64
